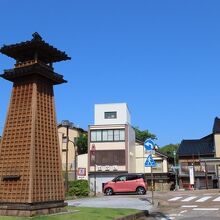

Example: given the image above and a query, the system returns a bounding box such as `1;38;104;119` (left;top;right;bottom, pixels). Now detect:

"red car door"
126;175;138;192
114;175;128;192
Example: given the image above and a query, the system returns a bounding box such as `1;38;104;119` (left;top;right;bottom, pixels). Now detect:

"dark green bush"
68;180;89;197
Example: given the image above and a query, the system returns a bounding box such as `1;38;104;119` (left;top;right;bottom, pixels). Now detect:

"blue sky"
1;0;220;146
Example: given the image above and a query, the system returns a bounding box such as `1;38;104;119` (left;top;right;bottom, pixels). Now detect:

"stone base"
0;201;67;217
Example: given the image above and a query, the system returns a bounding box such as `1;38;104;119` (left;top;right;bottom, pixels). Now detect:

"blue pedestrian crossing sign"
144;139;155;151
145;154;156;167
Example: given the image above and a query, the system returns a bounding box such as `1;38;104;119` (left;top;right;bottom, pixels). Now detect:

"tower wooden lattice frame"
0;33;70;216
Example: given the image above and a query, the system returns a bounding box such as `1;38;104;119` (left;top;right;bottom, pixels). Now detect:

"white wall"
94;103;131;125
77;154;88;180
128;125;136;172
90;175;116;193
214;134;220;157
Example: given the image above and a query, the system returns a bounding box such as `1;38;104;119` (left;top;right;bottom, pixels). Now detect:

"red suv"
104;173;147;196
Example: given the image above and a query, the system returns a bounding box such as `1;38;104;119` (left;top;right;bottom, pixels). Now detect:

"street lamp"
173;151;179;190
62;135;78;180
61;120;74;193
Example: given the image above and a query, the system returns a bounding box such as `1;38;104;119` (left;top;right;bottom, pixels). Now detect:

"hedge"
68;180;89;197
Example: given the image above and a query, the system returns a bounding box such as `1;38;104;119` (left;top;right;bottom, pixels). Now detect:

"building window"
119;130;125;140
104;111;117;119
114;130;120;141
96;130;102;141
152;161;163;172
91;130;102;142
90;129;125;142
102;130;108;141
107;130;113;141
90;150;125;166
91;131;96;142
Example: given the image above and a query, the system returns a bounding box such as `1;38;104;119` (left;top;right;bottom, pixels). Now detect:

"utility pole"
151;167;154;205
173;151;179;190
74;144;78;180
65;125;69;193
61;120;74;193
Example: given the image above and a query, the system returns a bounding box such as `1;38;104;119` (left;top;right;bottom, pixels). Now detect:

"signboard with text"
188;166;194;185
78;167;86;176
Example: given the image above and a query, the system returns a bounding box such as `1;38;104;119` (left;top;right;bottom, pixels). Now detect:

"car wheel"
136;186;146;195
105;187;113;196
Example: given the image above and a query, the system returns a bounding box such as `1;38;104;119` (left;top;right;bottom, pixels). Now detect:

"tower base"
0;201;67;217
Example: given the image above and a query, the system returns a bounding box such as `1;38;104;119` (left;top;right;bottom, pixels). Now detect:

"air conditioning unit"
105;165;110;171
97;166;102;171
113;165;118;171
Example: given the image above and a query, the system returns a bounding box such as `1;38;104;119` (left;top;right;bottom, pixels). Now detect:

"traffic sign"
145;154;156;167
144;139;155;151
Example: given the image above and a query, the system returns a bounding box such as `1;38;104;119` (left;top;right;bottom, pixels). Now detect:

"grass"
0;207;139;220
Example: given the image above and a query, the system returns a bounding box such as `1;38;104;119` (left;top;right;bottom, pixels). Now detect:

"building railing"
14;59;53;71
179;162;215;176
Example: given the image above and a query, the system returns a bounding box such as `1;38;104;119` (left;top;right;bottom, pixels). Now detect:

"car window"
126;175;138;181
116;176;126;181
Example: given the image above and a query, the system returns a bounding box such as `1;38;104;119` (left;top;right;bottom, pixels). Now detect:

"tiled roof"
177;136;215;157
0;32;71;63
213;117;220;134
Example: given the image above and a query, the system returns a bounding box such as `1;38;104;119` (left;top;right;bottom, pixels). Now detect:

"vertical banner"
188;166;194;185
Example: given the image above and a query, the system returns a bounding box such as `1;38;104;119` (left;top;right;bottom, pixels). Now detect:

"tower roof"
0;32;71;63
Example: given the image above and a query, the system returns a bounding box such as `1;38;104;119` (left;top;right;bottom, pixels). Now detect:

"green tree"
76;133;88;155
159;143;179;158
134;126;156;142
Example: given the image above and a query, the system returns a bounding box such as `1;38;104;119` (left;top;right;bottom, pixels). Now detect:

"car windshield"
112;177;117;182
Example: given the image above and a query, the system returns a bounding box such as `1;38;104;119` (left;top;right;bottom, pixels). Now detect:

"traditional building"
57;123;87;180
135;140;173;191
88;103;135;193
178;117;220;189
0;33;70;216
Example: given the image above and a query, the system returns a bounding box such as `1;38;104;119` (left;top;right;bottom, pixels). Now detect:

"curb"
157;200;173;207
115;210;149;220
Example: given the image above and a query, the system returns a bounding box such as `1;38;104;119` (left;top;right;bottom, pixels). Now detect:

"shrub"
68;180;89;197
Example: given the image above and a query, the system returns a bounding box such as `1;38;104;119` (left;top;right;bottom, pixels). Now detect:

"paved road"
67;194;153;210
67;190;220;219
142;189;220;220
144;206;220;220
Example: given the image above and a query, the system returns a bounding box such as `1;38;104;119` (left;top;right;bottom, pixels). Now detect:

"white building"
88;103;135;193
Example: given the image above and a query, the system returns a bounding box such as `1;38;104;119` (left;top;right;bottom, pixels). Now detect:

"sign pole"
151;166;154;205
144;139;157;206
